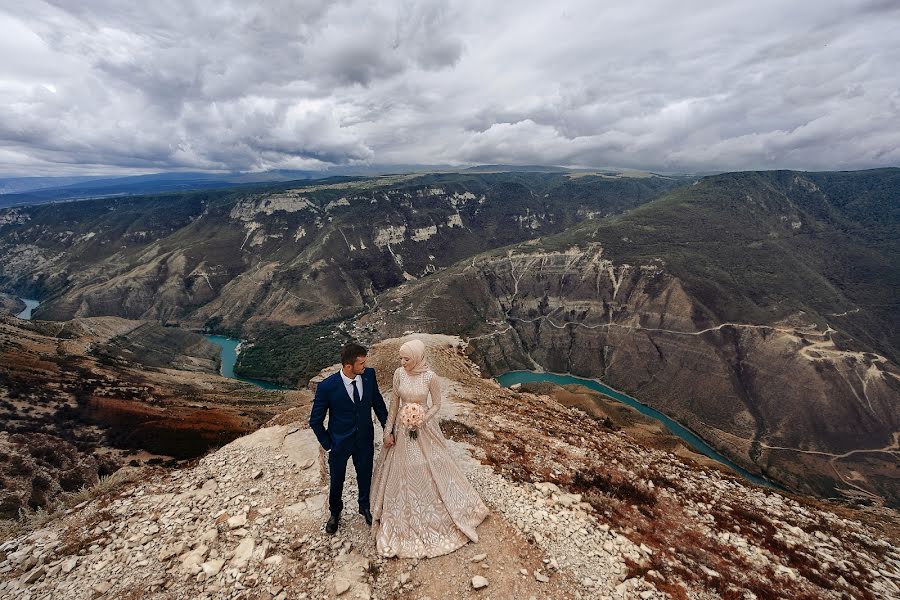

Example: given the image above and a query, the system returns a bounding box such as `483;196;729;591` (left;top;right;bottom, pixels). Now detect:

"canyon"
1;168;897;510
0;172;683;332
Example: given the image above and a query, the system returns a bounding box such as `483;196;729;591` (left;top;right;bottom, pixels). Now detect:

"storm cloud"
1;0;898;175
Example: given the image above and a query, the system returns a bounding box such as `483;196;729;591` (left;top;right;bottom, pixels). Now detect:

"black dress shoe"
359;508;373;526
325;513;340;534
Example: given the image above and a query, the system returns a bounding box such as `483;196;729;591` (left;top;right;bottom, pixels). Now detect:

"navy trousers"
327;438;373;516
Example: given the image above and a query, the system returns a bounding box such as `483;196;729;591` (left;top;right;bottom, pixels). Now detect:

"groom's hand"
384;434;395;449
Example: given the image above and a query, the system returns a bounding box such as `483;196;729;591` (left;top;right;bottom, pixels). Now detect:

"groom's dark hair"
340;342;368;366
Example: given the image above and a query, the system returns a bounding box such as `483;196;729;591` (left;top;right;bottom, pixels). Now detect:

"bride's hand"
384;434;395;448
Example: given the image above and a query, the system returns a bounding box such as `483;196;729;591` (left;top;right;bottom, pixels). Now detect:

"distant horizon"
3;162;900;184
0;163;660;180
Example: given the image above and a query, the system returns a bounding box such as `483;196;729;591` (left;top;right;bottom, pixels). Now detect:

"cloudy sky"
1;0;899;176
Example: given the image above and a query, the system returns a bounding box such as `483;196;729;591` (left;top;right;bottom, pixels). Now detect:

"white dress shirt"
339;370;364;403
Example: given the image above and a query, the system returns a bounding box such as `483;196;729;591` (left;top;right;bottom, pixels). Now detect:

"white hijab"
399;339;430;375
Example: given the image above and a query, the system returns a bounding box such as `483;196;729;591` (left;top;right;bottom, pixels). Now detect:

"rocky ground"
1;334;898;599
0;315;304;517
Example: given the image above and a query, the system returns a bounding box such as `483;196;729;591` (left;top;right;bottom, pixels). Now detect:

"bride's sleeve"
424;372;442;423
384;368;401;440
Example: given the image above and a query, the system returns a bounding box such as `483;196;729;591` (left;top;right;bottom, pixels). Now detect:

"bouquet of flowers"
399;403;425;439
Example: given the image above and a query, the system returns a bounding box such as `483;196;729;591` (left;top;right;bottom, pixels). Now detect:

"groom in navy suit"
309;343;389;534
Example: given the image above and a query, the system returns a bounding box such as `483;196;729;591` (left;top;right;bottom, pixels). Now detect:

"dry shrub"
0;466;142;539
440;418;477;438
572;466;657;506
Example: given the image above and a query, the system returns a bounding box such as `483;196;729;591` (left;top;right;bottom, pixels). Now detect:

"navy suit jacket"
309;368;388;453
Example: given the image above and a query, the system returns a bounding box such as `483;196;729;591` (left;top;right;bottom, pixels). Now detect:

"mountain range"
0;167;897;508
0;164;523;208
0;170;684;327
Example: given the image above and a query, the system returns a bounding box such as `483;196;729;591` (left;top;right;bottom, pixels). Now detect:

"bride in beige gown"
370;339;489;558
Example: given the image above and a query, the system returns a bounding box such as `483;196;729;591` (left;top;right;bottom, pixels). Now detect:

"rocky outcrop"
92;321;221;372
362;244;900;507
0;294;24;317
1;335;897;599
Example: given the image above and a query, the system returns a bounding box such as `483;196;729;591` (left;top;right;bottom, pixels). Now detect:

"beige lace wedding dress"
370;367;489;558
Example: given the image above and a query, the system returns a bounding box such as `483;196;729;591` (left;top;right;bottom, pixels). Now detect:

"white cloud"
0;0;898;175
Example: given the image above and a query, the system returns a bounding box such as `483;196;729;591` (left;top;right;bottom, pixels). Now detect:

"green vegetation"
234;320;352;386
202;316;241;338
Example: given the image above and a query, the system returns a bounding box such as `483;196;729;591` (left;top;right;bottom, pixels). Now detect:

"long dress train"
370;367;489;558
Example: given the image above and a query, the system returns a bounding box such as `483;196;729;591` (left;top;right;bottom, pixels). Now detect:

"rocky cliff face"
1;335;897;599
0;172;683;332
0;294;25;317
365;247;900;505
0;316;304;516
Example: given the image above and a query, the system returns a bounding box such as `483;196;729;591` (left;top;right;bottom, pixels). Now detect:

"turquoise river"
496;370;783;489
